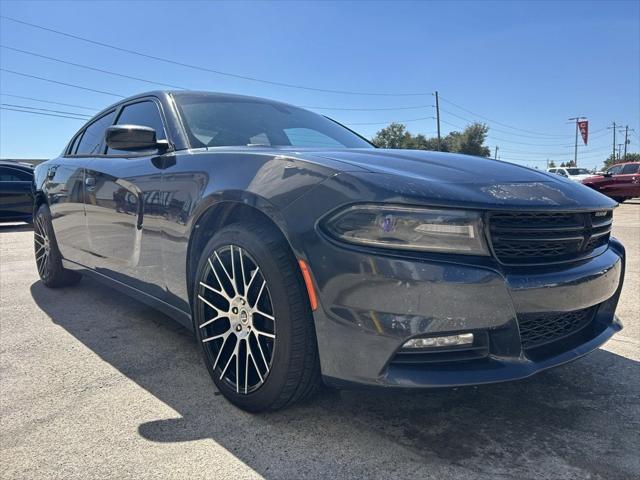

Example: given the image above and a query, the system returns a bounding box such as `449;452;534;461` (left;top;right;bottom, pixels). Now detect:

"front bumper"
306;234;625;389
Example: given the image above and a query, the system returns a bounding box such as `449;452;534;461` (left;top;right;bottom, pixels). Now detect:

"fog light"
402;333;474;349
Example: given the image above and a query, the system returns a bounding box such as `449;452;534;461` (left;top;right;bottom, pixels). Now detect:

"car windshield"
174;94;373;149
566;168;590;175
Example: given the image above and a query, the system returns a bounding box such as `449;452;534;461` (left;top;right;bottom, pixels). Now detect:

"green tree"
372;122;491;157
548;160;557;168
443;123;491;157
371;122;413;149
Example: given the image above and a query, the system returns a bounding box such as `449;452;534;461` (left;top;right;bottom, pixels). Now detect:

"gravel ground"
1;202;639;480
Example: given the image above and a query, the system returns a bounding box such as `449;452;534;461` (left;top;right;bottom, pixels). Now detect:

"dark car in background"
0;160;34;223
32;91;626;412
582;162;640;203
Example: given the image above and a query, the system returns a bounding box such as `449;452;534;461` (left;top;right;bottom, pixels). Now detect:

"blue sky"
1;0;638;170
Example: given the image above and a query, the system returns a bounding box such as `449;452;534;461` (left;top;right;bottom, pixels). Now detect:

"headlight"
322;204;489;255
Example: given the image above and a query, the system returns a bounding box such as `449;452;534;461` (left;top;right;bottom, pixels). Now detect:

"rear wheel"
34;204;81;288
612;197;626;204
193;223;320;412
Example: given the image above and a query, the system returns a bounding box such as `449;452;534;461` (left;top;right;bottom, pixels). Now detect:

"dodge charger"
32;91;625;412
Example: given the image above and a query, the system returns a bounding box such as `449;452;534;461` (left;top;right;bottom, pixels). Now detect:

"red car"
582;162;640;203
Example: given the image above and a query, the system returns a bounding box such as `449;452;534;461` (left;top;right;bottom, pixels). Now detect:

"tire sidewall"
193;224;301;411
35;204;61;285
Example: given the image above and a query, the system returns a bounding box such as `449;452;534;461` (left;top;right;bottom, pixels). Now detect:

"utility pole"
494;146;499;160
608;122;617;164
617;143;624;161
568;116;586;166
434;91;441;152
622;126;635;161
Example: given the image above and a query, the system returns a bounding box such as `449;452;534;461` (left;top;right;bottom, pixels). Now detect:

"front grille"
488;210;612;265
518;307;597;350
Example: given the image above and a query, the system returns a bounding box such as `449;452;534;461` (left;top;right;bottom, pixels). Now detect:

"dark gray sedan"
0;160;34;223
32;91;625;411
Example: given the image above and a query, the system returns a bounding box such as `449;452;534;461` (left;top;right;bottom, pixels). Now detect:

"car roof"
89;90;301;121
609;162;640;167
0;160;34;170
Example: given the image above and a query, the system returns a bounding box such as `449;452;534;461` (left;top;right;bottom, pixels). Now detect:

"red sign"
578;120;588;145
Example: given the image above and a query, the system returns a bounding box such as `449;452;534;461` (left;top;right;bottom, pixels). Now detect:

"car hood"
310;148;548;183
304;149;617;210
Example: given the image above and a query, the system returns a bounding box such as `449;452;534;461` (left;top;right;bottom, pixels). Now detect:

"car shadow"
30;277;640;479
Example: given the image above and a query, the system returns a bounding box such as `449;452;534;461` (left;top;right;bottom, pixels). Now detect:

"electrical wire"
0;93;99;111
0;15;431;97
0;106;87;120
0;45;186;90
1;103;92;117
0;68;125;97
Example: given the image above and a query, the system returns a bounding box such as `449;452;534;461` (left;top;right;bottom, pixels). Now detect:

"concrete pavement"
1;202;639;480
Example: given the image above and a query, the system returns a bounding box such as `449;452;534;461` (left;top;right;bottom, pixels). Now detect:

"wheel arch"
32;190;48;216
185;199;299;307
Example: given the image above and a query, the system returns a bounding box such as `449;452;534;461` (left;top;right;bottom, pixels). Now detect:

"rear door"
612;163;640;197
0;165;33;221
83;98;169;298
48;111;116;265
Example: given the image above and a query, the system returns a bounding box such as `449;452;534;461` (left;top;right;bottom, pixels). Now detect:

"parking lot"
0;202;638;480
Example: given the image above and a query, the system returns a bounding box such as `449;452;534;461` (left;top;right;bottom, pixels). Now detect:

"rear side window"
621;164;640;174
607;165;623;175
548;168;556;173
76;111;116;155
107;100;166;155
67;132;83;155
0;167;32;181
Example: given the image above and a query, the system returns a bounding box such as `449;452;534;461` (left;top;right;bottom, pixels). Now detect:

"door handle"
85;177;96;187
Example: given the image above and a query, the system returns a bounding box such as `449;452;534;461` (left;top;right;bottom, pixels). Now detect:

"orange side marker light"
298;259;318;311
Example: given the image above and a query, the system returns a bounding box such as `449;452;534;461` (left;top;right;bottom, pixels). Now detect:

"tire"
613;197;626;204
193;222;320;412
34;204;82;288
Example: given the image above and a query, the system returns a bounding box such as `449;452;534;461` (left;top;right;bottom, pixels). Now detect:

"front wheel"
193;223;320;412
34;204;81;288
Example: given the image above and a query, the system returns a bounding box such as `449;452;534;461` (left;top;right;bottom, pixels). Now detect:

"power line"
0;68;125;97
1;44;440;111
297;104;433;111
0;93;99;110
1;103;92;117
2;43;441;112
496;146;613;157
440;107;574;140
439;95;572;137
2;15;630;145
0;106;87;120
439;119;575;146
0;15;431;97
0;45;186;90
347;116;434;126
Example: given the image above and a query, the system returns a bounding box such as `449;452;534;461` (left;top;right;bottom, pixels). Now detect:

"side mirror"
105;125;167;152
603;172;613;178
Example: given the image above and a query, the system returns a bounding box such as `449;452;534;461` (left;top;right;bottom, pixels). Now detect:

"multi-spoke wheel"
33;204;81;288
198;245;276;394
193;222;320;412
34;214;51;278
